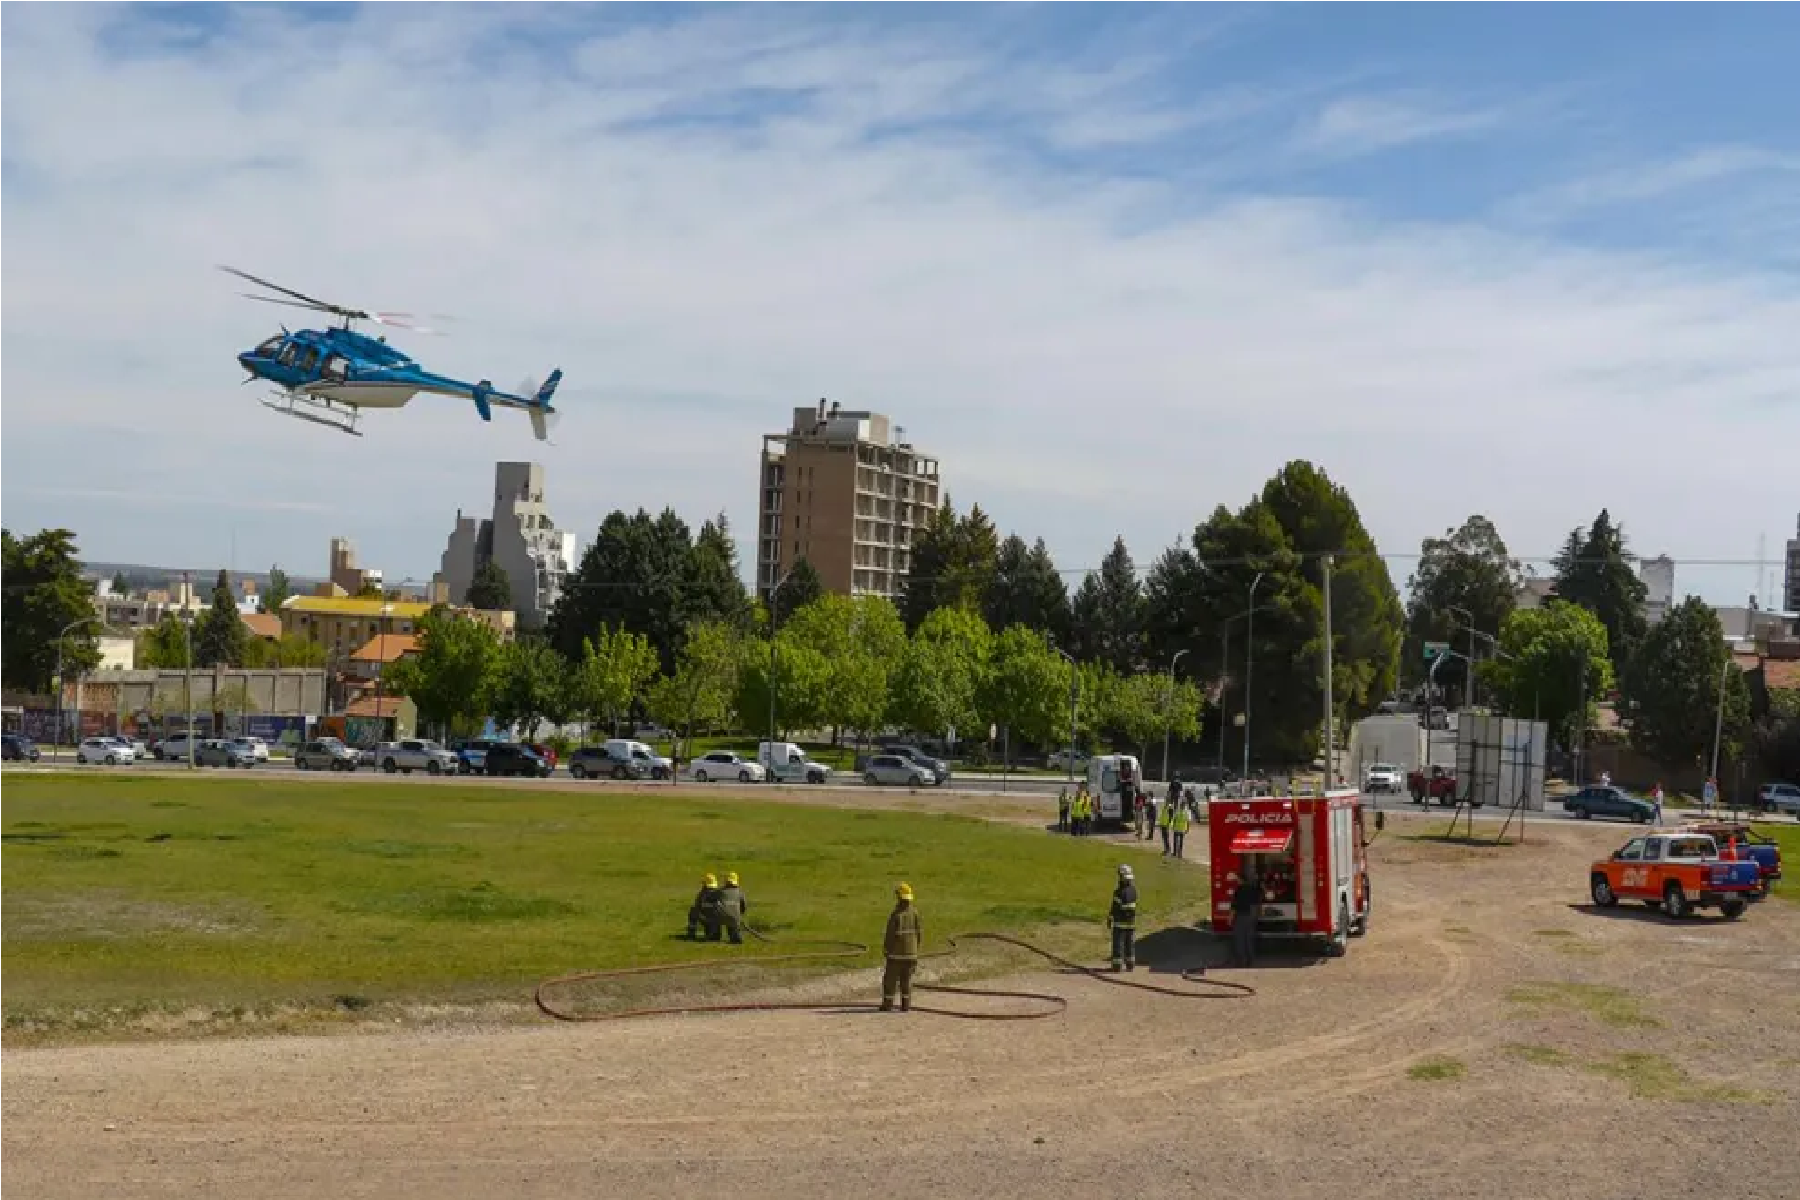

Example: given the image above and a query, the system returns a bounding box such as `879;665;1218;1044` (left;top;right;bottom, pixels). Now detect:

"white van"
757;741;832;784
1085;754;1142;826
602;738;673;780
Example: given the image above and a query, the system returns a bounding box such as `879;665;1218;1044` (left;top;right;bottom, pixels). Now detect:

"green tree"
490;637;568;738
687;514;751;628
1260;459;1403;728
889;606;992;738
736;633;831;738
1;528;102;692
193;570;248;668
900;502;959;630
770;557;824;625
110;571;130;596
1620;597;1751;770
1552;509;1648;680
978;625;1071;752
384;610;503;736
1478;600;1613;749
569;625;661;735
782;594;907;736
1403;515;1521;701
1068;536;1145;673
136;613;193;669
1103;671;1202;761
260;567;292;615
548;507;696;671
465;559;514;612
984;535;1070;643
647;619;744;757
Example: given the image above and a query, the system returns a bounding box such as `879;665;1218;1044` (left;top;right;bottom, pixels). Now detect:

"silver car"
377;738;459;775
863;754;932;787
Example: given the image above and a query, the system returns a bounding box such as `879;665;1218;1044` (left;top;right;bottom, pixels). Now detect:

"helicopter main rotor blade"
219;265;370;320
240;293;339;315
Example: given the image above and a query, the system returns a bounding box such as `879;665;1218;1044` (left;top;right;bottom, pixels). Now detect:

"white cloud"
1298;95;1504;155
1505;144;1800;220
1;6;1794;607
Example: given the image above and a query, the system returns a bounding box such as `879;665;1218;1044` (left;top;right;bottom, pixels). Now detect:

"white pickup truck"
758;741;832;784
376;738;459;775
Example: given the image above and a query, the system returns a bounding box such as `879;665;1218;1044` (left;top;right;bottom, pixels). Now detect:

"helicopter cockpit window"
297;348;320;374
321;355;349;381
277;344;299;367
255;337;284;357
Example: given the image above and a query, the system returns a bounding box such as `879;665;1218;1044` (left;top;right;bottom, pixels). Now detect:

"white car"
230;736;272;763
78;736;135;765
1364;763;1403;794
687;752;767;784
1758;782;1800;816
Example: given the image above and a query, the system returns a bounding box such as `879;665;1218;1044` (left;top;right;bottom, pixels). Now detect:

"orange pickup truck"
1589;831;1761;919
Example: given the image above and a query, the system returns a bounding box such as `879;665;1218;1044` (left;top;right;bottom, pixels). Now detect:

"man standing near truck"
1231;872;1262;967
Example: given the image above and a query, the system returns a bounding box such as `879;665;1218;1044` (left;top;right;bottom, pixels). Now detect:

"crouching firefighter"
687;873;722;940
715;871;747;944
1109;864;1139;971
882;882;922;1012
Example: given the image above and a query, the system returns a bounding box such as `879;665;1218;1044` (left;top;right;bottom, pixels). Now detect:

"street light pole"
765;566;795;778
1242;571;1265;785
1447;605;1475;708
53;616;103;756
1322;554;1335;790
1050;644;1079;788
1162;648;1189;785
1708;654;1731;791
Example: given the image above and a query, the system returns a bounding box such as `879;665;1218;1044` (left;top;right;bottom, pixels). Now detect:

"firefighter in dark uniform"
881;882;922;1012
1109;864;1139;971
687;872;722;940
714;871;747;944
1231;871;1262;966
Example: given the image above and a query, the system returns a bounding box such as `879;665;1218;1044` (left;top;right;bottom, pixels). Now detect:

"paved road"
9;757;1791;831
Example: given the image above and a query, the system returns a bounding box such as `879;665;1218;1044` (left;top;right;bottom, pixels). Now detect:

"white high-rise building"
433;462;577;628
1786;514;1800;614
1639;554;1674;625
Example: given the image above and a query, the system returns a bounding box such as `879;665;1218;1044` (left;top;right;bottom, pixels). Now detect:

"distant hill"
82;562;329;594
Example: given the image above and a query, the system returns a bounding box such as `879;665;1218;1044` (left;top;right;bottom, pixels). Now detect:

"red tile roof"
242;613;282;640
349;634;419;664
1764;659;1800;692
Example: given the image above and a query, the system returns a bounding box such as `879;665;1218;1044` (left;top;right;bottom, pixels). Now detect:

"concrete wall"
62;668;328;718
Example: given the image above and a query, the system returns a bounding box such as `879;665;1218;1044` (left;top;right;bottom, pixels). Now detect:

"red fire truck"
1208;789;1373;956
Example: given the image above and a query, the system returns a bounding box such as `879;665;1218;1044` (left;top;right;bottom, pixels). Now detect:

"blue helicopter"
224;266;562;440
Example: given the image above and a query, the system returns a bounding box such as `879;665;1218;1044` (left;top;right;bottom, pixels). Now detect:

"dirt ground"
6;804;1799;1200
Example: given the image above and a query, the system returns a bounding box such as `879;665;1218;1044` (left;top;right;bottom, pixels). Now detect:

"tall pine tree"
1068;536;1145;673
984;534;1070;642
1552;509;1647;680
194;569;248;667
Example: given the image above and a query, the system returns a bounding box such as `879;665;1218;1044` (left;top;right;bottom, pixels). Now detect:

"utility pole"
1242;571;1265;786
1322;555;1335;791
1216;624;1230;780
1050;644;1080;788
1708;654;1730;788
1162;648;1189;785
182;578;196;771
764;566;795;778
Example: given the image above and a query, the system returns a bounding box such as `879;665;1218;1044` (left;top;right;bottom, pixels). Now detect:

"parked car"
863;753;933;787
196;738;257;768
881;743;951;785
115;735;151;758
155;732;202;762
603;738;672;780
77;736;135;765
294;737;360;771
2;733;41;762
378;738;459;775
1589;831;1760;919
230;736;272;763
1046;749;1090;772
687;751;767;784
1756;782;1800;816
525;742;560;771
567;744;646;780
1363;763;1403;794
1564;784;1655;824
1407;765;1460;805
632;723;673;740
482;742;551;778
453;738;499;775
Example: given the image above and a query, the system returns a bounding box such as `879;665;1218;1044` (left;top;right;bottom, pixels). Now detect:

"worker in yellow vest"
1157;792;1174;855
1170;797;1191;859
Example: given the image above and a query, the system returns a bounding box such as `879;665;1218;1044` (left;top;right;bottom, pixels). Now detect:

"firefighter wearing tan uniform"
881;882;922;1012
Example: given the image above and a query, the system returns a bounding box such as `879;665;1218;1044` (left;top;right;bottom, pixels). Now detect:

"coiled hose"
535;925;1253;1022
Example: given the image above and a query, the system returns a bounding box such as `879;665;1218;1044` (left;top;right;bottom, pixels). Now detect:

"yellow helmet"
895;882;914;901
703;873;718;888
725;872;740;886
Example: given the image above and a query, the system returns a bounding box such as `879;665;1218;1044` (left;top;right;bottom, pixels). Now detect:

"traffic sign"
1423;641;1450;662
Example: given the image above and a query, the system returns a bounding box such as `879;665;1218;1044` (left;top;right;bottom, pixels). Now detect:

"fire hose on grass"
535;925;1255;1023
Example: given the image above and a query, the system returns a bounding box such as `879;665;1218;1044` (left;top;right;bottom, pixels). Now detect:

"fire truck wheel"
1351;875;1371;935
1325;900;1350;957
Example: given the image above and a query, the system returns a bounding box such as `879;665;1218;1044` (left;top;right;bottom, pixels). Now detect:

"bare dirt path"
6;812;1798;1200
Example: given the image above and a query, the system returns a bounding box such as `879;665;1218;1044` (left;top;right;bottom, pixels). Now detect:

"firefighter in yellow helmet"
687;872;722;940
881;882;922;1012
714;871;747;944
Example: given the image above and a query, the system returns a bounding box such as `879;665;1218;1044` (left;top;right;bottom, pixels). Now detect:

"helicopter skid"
261;390;363;437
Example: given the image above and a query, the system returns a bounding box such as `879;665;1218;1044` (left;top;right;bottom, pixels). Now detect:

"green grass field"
3;773;1209;1040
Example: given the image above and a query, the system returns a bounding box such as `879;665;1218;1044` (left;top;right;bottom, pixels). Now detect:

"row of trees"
1402;507;1787;779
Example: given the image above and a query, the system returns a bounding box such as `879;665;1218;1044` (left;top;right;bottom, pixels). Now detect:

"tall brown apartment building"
757;401;942;602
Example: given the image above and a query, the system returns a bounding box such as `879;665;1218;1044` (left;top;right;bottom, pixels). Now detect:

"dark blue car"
3;733;41;762
1564;785;1655;824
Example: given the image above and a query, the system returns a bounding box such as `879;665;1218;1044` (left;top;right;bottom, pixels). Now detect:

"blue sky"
3;3;1796;606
